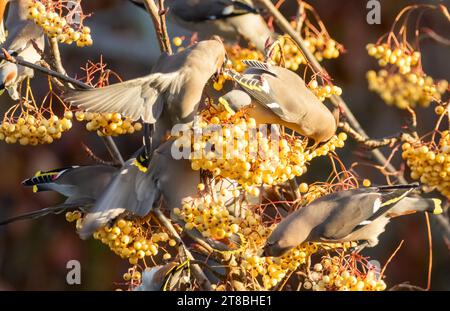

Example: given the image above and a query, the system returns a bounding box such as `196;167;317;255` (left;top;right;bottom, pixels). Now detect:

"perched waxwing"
0;165;118;226
78;139;200;239
263;183;443;257
129;0;274;52
223;60;339;146
65;38;226;150
0;0;45;100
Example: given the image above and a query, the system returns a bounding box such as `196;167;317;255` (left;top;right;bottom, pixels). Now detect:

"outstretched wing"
64;71;182;123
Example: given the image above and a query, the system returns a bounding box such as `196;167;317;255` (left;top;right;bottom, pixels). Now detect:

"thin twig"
153;209;213;290
2;46;125;165
380;240;404;278
50;41;125;166
0;51;87;89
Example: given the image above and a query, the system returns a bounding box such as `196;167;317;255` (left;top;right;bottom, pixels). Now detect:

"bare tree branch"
153;209;213;290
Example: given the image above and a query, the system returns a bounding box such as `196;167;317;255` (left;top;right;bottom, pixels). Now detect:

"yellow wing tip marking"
218;97;235;115
131;159;148;173
432;198;443;215
380;191;410;207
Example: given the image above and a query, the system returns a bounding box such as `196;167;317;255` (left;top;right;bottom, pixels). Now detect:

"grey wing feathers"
321;184;418;240
64;72;179;123
226;69;286;117
361;184;417;223
320;192;377;240
78;162;161;239
241;60;276;76
78;163;140;239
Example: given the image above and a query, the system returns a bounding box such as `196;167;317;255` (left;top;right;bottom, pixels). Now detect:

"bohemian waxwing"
129;0;274;52
0;0;45;100
263;183;443;257
0;164;118;226
223;60;339;146
78;139;200;239
0;145;153;226
65;38;226;150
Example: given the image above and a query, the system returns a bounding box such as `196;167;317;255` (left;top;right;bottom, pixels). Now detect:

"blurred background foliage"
0;0;448;290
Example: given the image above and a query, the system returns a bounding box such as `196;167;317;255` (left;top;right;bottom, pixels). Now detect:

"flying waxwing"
223;60;339;146
129;0;274;52
65;38;226;150
78;139;200;239
263;183;443;257
0;165;118;226
0;0;45;100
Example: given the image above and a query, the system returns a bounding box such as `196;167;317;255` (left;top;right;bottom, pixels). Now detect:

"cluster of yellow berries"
187;105;347;194
366;44;421;74
225;44;264;73
65;210;83;230
212;45;263;91
0;111;73;145
123;269;142;283
74;111;142;136
267;35;342;72
174;192;241;240
308;79;343;101
306;256;386;291
402;134;450;198
367;70;448;109
242;243;319;289
268;38;307;72
27;1;93;47
91;218;176;265
303;36;342;62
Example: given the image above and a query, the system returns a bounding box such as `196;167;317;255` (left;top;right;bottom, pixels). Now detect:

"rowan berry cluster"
27;0;93;47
